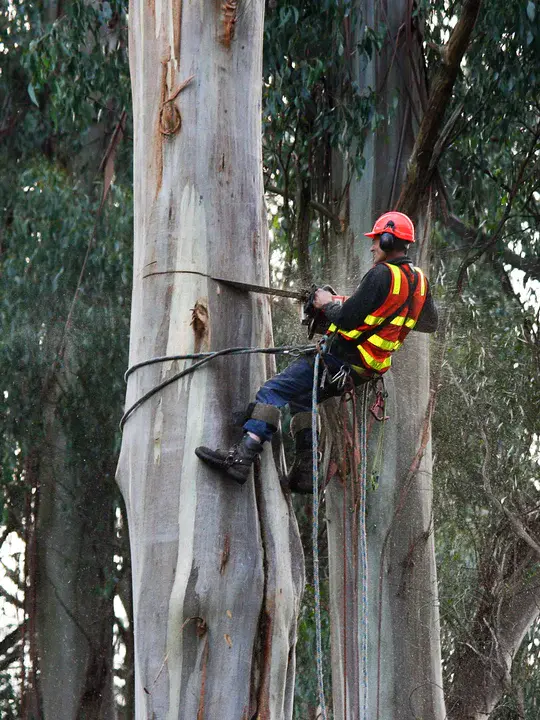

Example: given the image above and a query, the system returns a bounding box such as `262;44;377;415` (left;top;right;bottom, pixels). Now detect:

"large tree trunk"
324;2;445;718
116;2;303;718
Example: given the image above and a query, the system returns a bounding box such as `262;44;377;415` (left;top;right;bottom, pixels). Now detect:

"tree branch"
455;126;540;293
0;625;24;658
501;249;540;281
481;428;540;559
397;0;483;218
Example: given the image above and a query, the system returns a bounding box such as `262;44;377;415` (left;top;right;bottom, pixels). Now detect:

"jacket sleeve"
414;285;438;333
320;265;391;331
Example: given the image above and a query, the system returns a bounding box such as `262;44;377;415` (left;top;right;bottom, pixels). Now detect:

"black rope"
120;344;316;430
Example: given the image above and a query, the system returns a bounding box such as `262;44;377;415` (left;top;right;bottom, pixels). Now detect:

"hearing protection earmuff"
379;220;396;251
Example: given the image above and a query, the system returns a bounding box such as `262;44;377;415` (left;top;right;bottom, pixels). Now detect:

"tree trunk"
446;550;540;719
323;2;445;718
36;359;116;720
116;2;303;718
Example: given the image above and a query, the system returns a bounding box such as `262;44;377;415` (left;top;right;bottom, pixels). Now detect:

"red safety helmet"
364;211;415;243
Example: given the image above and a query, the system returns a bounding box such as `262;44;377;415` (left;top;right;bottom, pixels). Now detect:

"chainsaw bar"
212;276;308;301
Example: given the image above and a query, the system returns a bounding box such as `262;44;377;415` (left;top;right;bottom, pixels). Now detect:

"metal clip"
370;388;389;422
330;365;350;391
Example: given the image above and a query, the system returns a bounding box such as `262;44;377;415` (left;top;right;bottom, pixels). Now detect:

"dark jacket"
321;257;438;366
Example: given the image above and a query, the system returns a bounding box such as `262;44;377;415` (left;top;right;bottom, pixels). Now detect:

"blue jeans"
244;353;369;442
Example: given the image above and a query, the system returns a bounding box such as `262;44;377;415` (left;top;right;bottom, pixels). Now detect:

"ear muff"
379;232;395;251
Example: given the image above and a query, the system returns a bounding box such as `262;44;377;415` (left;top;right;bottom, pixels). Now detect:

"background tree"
0;2;133;717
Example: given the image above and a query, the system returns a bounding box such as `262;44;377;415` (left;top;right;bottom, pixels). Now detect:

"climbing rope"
358;384;369;718
311;345;328;720
120;344;315;429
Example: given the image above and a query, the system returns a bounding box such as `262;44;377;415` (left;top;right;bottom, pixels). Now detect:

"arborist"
195;211;438;493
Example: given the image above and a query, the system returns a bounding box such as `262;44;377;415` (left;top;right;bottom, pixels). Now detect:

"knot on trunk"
191;298;210;351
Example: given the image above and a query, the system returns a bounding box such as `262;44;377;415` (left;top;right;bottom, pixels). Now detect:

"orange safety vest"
327;263;428;374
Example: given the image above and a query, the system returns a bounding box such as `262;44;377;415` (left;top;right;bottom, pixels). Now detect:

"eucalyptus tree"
263;0;540;717
0;1;133;717
116;1;304;718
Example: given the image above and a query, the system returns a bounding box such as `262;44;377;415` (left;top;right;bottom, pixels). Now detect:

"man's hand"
312;288;335;309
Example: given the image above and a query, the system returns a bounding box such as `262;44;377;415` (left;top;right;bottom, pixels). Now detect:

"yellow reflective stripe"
343;329;362;339
413;267;426;296
328;323;362;339
357;345;392;371
367;334;400;351
364;314;385;326
390;316;416;328
329;323;365;339
388;263;402;295
395;340;403;350
336;328;361;339
351;364;368;376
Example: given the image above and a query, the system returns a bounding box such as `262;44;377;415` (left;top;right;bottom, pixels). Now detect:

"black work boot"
287;428;314;494
195;434;263;485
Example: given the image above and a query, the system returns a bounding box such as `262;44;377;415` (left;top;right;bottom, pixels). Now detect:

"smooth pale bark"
36;358;116;720
117;2;303;718
324;2;445;718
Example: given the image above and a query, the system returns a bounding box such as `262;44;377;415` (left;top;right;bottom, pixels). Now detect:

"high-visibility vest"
327;263;428;374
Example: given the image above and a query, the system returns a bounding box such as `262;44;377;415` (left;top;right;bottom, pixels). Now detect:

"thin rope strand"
359;384;369;718
312;349;327;720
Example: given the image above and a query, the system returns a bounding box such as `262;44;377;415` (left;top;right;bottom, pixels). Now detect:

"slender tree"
0;2;132;716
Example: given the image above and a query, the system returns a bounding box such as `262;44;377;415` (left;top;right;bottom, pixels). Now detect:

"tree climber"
195;211;438;493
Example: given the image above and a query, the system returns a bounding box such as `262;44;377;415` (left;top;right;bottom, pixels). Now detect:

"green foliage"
428;0;540;269
2;1;131;164
433;260;540;711
0;1;132;713
294;581;333;719
263;0;379;280
264;0;377;179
